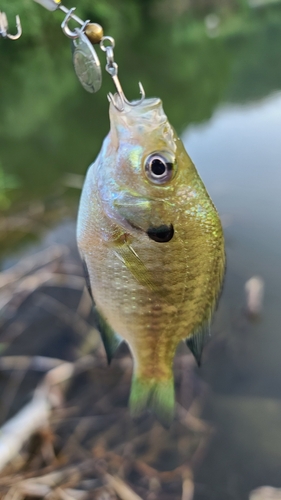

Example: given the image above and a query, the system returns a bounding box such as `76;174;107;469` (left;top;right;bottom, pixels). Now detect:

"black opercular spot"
147;224;174;243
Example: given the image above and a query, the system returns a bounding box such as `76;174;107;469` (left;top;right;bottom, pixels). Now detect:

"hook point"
1;11;22;40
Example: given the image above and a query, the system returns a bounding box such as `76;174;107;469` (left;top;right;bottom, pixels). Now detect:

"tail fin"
129;374;175;427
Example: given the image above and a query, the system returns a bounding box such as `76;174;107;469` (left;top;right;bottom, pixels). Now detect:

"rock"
245;276;264;316
250;487;281;499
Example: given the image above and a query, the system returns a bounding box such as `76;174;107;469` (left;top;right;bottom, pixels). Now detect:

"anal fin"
95;308;122;365
81;258;122;364
82;258;94;302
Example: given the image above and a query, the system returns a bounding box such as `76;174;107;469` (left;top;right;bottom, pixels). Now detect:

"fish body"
77;97;225;425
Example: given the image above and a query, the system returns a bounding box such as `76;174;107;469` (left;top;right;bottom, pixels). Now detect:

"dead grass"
0;245;213;500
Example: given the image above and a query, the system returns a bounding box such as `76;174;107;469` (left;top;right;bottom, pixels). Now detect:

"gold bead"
85;23;104;44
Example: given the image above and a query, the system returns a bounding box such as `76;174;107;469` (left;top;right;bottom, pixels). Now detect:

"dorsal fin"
186;326;210;367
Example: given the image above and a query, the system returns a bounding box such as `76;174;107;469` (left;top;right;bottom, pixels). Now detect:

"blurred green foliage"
0;0;281;231
0;0;147;40
1;0;281;141
0;164;20;210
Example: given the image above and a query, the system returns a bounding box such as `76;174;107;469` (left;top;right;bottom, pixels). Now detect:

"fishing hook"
0;11;22;40
100;36;145;112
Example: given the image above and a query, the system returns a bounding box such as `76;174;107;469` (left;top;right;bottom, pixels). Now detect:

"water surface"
184;94;281;498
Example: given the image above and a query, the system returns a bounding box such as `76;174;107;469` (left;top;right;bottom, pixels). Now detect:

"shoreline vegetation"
0;235;212;500
1;0;281;257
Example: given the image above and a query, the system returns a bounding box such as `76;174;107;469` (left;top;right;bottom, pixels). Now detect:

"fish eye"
145;153;174;185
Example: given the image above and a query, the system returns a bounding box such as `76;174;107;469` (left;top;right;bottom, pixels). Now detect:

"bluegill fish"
77;97;225;425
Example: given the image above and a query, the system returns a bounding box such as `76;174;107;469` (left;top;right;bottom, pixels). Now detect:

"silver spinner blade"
72;31;102;93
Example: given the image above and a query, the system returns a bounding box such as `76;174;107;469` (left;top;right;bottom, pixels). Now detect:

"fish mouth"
147;224;174;243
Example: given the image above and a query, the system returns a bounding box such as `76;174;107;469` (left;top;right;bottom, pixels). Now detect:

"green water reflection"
0;2;281;225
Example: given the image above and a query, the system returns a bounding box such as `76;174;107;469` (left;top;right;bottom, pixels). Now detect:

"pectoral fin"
114;244;159;292
186;325;210;367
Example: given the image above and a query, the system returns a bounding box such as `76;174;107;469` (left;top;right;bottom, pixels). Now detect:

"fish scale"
77;97;225;425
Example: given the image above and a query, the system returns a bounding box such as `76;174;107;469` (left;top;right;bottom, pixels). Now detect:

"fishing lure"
33;0;225;425
0;11;22;40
